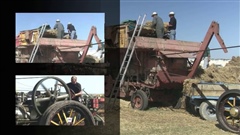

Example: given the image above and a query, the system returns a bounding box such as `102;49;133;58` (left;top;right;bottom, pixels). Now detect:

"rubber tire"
39;100;95;125
131;90;148;110
216;90;240;134
199;100;217;121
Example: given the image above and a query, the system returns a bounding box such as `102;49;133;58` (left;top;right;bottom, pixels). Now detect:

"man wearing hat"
53;19;65;39
67;22;77;39
151;12;164;38
168;11;177;40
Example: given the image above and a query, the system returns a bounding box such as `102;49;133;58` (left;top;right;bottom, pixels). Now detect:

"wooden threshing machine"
16;76;104;126
15;24;103;63
104;14;239;133
104;14;230;110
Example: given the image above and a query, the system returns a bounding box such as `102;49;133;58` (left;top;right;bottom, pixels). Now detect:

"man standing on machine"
67;76;82;102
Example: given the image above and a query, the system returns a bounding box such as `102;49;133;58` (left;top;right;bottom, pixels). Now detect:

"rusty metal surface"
160;51;196;58
39;38;87;47
187;21;228;78
135;37;201;52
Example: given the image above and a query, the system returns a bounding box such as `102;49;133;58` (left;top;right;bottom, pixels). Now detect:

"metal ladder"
28;23;47;63
107;14;146;109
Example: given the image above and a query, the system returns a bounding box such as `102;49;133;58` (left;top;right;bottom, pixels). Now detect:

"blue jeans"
170;30;176;40
71;31;76;39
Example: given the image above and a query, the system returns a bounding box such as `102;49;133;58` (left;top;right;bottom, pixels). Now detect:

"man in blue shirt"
67;22;77;39
168;11;177;40
67;76;82;102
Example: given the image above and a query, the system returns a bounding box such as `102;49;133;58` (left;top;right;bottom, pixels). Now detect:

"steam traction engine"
15;76;104;126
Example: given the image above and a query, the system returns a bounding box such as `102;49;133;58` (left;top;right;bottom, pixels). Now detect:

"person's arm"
74;83;82;97
67;25;70;33
151;17;157;28
54;23;58;29
168;18;173;27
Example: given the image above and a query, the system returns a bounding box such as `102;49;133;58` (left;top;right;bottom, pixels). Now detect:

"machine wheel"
185;96;199;115
32;77;71;116
39;100;95;126
199;100;217;121
216;90;240;134
131;90;148;110
94;114;105;125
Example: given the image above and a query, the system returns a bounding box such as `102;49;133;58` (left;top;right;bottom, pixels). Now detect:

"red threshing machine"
15;25;102;63
105;15;228;111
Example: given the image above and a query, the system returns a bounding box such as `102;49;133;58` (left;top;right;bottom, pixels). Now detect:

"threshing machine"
15;25;103;63
105;15;229;110
15;76;104;126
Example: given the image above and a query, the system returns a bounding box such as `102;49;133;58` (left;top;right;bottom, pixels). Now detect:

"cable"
162;45;240;56
16;81;34;88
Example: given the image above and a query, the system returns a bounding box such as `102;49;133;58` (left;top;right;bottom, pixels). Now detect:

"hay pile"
143;21;169;33
83;55;100;63
42;29;57;38
183;56;240;96
42;29;70;39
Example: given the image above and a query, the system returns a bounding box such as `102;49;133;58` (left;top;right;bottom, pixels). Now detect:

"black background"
4;0;120;134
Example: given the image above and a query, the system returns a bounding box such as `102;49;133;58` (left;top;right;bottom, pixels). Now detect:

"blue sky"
15;13;105;51
15;75;104;94
120;0;240;59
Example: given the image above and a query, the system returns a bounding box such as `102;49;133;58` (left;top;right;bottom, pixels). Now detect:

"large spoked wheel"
131;90;148;110
32;77;71;116
216;90;240;134
199;100;217;121
39;100;95;126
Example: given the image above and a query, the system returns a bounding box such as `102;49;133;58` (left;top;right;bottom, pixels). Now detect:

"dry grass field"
119;99;237;135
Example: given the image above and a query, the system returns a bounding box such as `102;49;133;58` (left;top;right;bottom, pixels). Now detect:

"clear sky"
15;75;104;94
120;0;240;59
15;13;105;52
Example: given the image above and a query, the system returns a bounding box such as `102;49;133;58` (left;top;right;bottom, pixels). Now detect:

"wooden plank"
135;37;201;52
191;84;240;97
39;38;87;47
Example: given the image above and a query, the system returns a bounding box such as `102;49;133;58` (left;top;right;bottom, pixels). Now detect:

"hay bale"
43;29;57;38
143;21;169;33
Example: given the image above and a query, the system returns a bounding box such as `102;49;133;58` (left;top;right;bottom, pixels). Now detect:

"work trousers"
57;30;64;39
71;30;77;39
169;30;176;40
156;29;164;38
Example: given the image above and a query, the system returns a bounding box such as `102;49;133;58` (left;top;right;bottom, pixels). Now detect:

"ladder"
107;14;146;109
28;23;47;63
